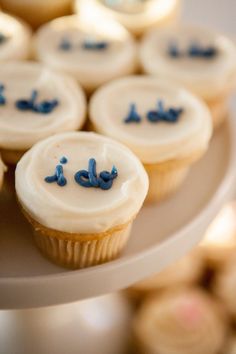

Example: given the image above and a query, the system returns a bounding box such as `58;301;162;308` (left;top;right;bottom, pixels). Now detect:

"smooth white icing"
140;25;236;100
16;132;149;233
134;289;226;354
89;76;212;164
0;12;31;60
0;61;86;151
34;15;138;92
76;0;179;35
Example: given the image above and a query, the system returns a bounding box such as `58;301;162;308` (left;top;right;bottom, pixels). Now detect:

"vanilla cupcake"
128;250;203;301
0;12;31;61
0;61;86;164
15;132;148;268
33;15;138;93
89;76;212;202
133;288;227;354
213;256;236;319
75;0;181;37
0;0;72;29
0;154;6;190
140;24;236;129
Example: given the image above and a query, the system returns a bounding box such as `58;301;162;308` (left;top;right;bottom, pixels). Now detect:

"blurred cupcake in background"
33;15;138;93
0;61;86;164
133;287;227;354
200;203;236;272
127;250;203;302
140;24;236;129
75;0;181;37
0;0;73;29
89;76;212;202
0;12;31;60
214;255;236;321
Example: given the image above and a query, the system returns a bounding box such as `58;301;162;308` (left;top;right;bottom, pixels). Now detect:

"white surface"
1;113;236;309
0;293;131;354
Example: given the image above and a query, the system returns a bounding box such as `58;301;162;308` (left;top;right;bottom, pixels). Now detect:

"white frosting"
0;61;86;151
76;0;179;35
134;289;226;354
140;25;236;100
34;15;138;92
89;76;212;164
0;12;31;60
16;132;149;233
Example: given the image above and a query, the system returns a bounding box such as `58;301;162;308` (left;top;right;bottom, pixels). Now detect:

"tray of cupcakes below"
1;61;236;309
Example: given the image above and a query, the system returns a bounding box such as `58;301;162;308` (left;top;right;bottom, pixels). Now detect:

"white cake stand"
1;114;236;310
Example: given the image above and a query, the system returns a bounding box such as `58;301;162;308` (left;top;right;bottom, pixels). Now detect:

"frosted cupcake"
75;0;180;37
140;25;236;129
15;132;148;268
0;12;31;61
133;288;226;354
0;61;86;164
89;76;212;202
0;0;73;29
33;15;138;93
128;250;203;301
214;256;236;319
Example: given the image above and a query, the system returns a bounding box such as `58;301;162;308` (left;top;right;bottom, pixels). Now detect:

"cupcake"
213;255;236;319
15;132;149;268
140;24;236;129
133;288;227;354
200;203;236;271
128;250;203;301
0;0;73;29
75;0;181;37
0;61;86;164
0;12;31;61
0;154;6;190
33;15;138;93
89;76;212;202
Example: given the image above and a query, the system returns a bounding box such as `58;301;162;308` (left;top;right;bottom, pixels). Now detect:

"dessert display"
0;0;73;29
89;76;212;201
75;0;181;36
15;132;149;268
33;15;138;93
140;24;236;129
0;61;86;164
132;288;227;354
0;12;31;61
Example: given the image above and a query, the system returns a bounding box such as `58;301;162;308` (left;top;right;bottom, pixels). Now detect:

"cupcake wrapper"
30;218;133;269
145;150;205;203
207;96;229;130
145;164;189;202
